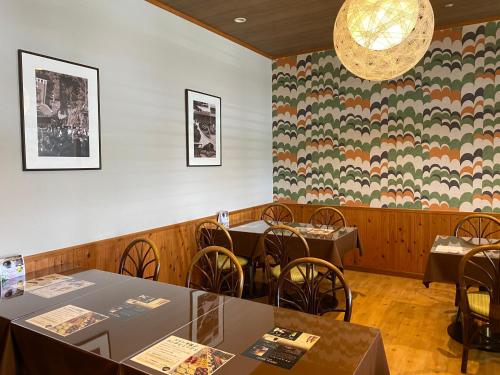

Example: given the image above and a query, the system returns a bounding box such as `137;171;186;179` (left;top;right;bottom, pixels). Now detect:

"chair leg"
461;347;469;374
461;316;470;374
247;262;255;299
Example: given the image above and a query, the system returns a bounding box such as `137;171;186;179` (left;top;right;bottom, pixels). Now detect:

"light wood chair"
458;244;500;373
186;246;244;298
119;238;160;281
261;203;294;225
309;206;347;228
276;257;352;321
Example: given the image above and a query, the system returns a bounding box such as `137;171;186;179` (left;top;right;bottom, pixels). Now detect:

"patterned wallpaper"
272;21;500;212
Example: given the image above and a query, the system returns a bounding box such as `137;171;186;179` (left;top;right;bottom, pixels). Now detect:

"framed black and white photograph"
18;50;101;171
185;89;221;167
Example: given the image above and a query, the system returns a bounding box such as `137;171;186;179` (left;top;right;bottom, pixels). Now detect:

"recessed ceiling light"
444;3;454;7
234;17;247;23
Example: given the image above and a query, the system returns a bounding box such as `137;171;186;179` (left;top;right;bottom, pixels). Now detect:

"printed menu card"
243;327;320;369
26;305;108;337
108;295;170;320
131;336;234;374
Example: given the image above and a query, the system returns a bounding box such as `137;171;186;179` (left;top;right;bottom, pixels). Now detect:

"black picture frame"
18;49;102;171
185;89;222;167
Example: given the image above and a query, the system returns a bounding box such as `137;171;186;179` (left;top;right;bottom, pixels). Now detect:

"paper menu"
26;305;108;337
242;327;320;370
434;245;468;254
28;280;95;298
131;336;234;374
24;273;72;291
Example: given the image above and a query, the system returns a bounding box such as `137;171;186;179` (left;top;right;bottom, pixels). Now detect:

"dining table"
0;269;129;375
121;296;390;375
2;269;389;375
423;235;500;351
228;220;364;269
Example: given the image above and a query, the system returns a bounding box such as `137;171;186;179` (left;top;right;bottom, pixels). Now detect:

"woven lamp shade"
333;0;434;81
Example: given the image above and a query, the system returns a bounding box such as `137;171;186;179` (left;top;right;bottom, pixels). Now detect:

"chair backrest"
261;203;294;225
262;224;310;275
309;206;347;228
119;238;160;281
195;219;233;251
186;246;244;298
458;245;500;325
454;214;500;245
276;257;353;321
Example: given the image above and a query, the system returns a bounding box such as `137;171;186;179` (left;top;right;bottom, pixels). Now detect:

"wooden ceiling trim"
272;17;500;59
147;0;499;60
146;0;272;59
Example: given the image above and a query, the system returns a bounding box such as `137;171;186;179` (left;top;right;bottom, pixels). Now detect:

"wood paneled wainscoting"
23;204;268;285
23;203;500;283
287;204;500;279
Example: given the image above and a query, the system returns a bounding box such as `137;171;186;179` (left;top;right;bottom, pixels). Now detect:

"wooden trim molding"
145;0;273;59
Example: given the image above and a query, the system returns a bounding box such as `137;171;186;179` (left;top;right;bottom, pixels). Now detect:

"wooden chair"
195;219;233;250
309;206;347;228
195;219;253;296
276;257;352;321
261;203;294;225
186;246;244;298
262;224;310;303
458;244;500;373
454;214;500;245
118;238;160;281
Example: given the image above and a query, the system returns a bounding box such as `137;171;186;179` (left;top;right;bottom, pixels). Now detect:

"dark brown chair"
186;246;244;298
276;257;352;321
195;219;253;296
454;214;500;245
118;238;160;281
262;224;310;303
309;206;347;228
195;219;233;250
261;203;294;225
458;244;500;373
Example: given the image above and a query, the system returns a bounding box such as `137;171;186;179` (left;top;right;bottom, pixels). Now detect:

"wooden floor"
336;271;500;375
253;270;500;374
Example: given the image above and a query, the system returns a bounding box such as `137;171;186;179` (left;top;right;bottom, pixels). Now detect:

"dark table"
122;296;389;375
423;235;500;351
11;273;230;375
0;269;128;375
228;220;363;268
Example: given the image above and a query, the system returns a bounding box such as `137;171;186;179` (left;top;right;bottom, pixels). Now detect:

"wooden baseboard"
344;265;423;280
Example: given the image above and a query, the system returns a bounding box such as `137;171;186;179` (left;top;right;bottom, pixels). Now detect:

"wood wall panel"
24;204;267;285
24;203;500;282
287;204;500;278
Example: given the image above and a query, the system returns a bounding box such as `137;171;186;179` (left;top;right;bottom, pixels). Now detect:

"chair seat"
217;255;249;269
271;265;318;282
467;291;490;317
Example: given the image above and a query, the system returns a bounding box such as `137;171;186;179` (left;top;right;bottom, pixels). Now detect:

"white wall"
0;0;272;256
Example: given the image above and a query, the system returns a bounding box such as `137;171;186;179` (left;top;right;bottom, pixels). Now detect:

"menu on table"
434;245;468;254
243;327;320;369
24;273;72;291
131;335;234;374
108;295;170;320
29;279;95;298
26;305;108;337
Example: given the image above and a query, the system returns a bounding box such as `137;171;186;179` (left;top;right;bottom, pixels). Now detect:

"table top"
123;297;389;375
423;235;500;285
13;273;231;363
230;220;357;241
0;269;128;321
